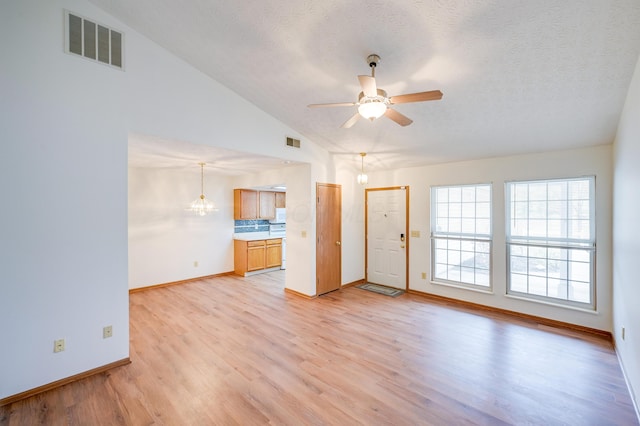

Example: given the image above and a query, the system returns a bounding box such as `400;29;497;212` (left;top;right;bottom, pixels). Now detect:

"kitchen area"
232;188;286;276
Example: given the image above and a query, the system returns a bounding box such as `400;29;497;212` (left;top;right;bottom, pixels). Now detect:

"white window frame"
505;177;596;309
430;184;492;290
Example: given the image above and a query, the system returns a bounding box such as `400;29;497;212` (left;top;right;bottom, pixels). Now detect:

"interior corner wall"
335;159;366;286
0;0;129;399
366;145;613;332
612;53;640;412
128;167;234;289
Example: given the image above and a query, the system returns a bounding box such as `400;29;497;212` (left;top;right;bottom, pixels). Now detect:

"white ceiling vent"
286;137;300;148
65;10;124;70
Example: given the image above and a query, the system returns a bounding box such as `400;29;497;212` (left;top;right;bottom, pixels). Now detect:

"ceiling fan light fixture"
358;100;387;120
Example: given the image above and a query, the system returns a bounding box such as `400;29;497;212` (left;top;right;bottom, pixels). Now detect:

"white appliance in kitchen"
268;209;286;269
269;208;286;224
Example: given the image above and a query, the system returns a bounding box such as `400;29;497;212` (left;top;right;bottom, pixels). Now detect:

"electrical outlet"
193;261;198;267
421;272;427;280
103;325;113;339
54;339;65;353
301;231;307;238
622;327;625;340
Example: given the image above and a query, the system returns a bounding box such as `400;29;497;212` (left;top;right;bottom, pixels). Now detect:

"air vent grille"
286;137;301;148
65;10;124;70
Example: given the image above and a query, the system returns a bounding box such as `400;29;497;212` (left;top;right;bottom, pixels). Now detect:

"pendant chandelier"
187;162;218;216
357;152;368;185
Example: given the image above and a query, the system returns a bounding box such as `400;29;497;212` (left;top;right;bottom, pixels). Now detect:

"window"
506;177;595;308
431;184;492;289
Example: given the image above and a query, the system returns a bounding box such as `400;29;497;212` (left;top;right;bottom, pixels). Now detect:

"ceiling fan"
308;54;443;128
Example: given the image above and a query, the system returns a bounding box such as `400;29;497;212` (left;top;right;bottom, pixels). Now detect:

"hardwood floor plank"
1;270;637;425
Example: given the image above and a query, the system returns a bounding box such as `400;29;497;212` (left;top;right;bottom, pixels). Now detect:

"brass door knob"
336;241;341;246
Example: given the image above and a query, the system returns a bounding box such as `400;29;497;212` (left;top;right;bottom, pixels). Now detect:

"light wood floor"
2;271;638;425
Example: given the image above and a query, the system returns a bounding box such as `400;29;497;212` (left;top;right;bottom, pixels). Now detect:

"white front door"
366;187;408;290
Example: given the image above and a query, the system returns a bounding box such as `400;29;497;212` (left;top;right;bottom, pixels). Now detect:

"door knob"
336;241;341;246
400;244;405;248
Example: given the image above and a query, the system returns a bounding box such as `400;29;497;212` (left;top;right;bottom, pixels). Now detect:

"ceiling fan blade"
308;102;357;108
341;112;361;129
358;75;377;97
384;108;413;126
389;90;443;104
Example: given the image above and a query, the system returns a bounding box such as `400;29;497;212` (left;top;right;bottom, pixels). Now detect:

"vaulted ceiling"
94;0;640;172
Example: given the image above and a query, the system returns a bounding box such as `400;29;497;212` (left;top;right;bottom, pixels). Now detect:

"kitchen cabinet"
246;240;266;271
275;192;286;208
265;239;282;268
234;189;278;220
259;191;276;219
234;189;258;220
234;238;282;276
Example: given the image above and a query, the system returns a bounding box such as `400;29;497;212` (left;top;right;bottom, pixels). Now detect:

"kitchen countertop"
233;232;283;241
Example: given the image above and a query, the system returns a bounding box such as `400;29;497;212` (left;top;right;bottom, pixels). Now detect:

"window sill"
504;294;598;314
430;280;494;295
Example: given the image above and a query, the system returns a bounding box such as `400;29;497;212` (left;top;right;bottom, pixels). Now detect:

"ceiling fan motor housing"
367;54;381;68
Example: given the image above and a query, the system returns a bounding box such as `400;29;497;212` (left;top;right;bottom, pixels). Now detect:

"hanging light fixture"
357;152;368;185
187;162;218;216
358;99;387;120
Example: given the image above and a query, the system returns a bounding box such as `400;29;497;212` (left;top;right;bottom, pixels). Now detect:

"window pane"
449;187;462;202
431;184;492;289
548;259;568;279
462;187;476;202
476;219;490;235
461;219;475;234
511;273;528;292
436;187;448;202
547;181;566;201
529;183;547;200
529;276;547;296
506;177;594;308
511;256;527;274
529;201;547;219
477;186;491;202
569;281;590;303
548;278;568;299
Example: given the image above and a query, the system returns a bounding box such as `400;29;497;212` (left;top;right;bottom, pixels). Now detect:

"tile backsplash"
234;219;270;233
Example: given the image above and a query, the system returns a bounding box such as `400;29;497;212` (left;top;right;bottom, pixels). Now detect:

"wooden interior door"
366;187;409;290
316;183;341;295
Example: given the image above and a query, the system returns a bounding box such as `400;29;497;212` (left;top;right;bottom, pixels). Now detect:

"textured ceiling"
95;0;640;172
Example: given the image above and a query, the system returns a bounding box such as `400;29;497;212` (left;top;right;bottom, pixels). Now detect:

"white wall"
367;146;613;332
0;0;129;398
613;53;640;412
128;167;234;289
335;159;367;286
1;0;336;399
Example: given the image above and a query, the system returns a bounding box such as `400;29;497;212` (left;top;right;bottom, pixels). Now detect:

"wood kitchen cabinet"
234;238;282;276
265;239;282;268
234;189;258;220
275;192;286;208
259;191;276;219
234;189;278;220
